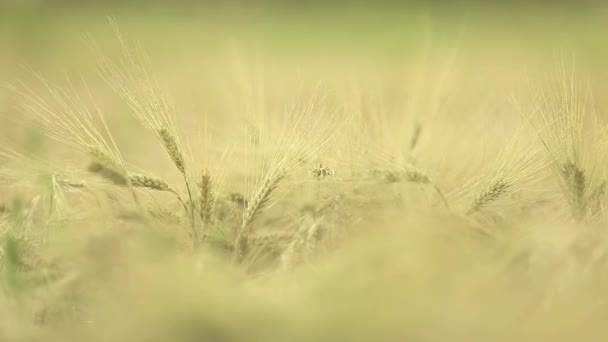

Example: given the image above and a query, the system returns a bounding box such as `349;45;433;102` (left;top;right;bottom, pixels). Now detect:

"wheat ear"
561;161;587;221
87;146;128;186
158;128;185;174
233;170;285;263
385;168;449;209
129;174;176;194
156;126;197;245
467;179;510;215
198;170;214;224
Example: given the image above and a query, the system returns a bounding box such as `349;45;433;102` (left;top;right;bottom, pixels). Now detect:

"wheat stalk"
154;126;197;245
92;28;198;243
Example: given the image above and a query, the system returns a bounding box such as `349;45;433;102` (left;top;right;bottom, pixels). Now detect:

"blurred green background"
1;0;608;74
0;0;605;144
3;3;608;341
1;0;608;146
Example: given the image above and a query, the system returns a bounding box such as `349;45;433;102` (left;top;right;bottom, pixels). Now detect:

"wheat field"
2;2;608;341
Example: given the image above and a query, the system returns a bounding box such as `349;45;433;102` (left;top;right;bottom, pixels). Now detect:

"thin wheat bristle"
468;179;510;214
198;170;214;224
158;128;185;174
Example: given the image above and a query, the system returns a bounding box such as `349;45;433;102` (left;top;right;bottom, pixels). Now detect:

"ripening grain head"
526;64;600;221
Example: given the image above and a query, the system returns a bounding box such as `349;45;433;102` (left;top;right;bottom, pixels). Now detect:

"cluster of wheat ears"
0;30;606;276
1;57;606;268
3;24;608;340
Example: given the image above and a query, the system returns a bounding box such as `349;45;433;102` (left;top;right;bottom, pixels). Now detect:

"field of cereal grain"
2;2;608;341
